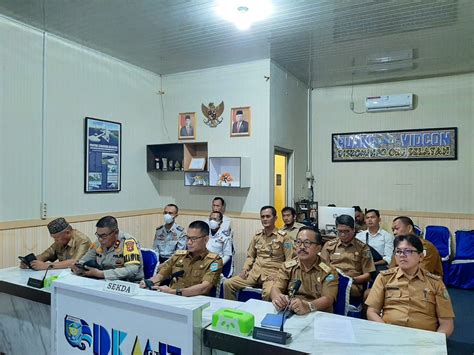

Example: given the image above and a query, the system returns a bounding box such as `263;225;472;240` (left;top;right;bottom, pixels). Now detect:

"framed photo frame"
178;112;196;140
230;106;251;137
84;117;121;193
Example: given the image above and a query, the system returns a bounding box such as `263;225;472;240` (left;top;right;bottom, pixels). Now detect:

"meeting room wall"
311;73;474;217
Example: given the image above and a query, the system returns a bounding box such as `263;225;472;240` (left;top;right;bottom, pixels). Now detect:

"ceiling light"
367;49;414;65
216;0;273;30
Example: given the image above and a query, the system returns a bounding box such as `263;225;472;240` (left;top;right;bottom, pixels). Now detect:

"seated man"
271;227;339;314
366;235;454;336
224;206;294;301
353;206;367;233
141;220;222;296
20;217;90;270
320;215;375;297
210;197;232;234
72;216;144;281
356;209;394;272
280;206;306;241
207;211;233;268
153;203;186;264
390;216;443;276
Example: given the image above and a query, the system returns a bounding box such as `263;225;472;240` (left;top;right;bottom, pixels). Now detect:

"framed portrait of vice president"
230;107;251;137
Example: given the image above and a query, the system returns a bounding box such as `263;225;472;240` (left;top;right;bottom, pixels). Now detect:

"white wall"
312;73;474;213
158;60;272;213
270;62;309;204
0;16;163;221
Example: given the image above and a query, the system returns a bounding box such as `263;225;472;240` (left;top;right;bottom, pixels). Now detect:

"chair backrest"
454;230;474;260
237;287;263;302
333;270;352;316
141;248;159;279
425;225;451;259
414;225;423;237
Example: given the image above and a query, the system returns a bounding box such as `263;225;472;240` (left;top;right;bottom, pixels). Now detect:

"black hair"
281;207;296;216
297;226;322;245
365;209;380;218
210;211;223;220
393;216;414;228
188;220;210;236
353;206;363;213
335;214;355;229
96;216;118;230
165;203;179;213
393;235;423;253
212;197;225;207
260;205;277;217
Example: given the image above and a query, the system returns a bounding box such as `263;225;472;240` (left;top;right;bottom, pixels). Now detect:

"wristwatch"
307;301;317;312
176;288;182;296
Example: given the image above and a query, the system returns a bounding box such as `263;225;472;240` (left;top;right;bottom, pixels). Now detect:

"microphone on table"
144;270;185;290
280;279;302;331
27;264;54;289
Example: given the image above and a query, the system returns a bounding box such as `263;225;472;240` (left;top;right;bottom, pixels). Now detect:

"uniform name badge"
103;280;138;296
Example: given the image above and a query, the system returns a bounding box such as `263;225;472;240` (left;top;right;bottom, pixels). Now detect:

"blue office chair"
141;248;159;279
334;271;352;316
448;230;474;289
414;224;423;237
237;287;263;302
425;225;452;282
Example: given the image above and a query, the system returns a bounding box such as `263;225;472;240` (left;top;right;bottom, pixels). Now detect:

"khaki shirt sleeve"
157;256;175;279
70;238;91;260
365;274;385;310
435;284;455;318
319;245;330;263
243;236;257;271
424;242;444;276
361;246;376;273
202;258;223;287
283;237;294;260
389;255;397;268
78;244;98;264
37;244;57;262
321;271;339;303
273;265;291;294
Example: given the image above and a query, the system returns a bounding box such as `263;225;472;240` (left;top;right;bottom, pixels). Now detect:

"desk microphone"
27;264;54;289
280;279;301;331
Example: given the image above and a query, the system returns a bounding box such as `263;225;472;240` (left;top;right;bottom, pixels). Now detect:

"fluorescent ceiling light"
367;49;414;64
216;0;273;30
368;61;415;74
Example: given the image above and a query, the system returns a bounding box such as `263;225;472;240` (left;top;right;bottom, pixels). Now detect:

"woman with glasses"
365;235;455;336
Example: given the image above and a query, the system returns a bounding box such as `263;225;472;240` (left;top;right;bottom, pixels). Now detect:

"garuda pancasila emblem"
202;101;224;127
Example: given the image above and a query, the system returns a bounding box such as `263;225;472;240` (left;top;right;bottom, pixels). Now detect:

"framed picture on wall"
178;112;196;140
84;117;121;193
230;106;251;137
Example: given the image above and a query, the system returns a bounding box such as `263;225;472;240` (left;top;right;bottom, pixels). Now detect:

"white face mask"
163;213;174;225
209;220;220;230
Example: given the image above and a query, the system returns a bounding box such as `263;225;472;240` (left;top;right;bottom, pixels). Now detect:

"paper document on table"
313;316;356;343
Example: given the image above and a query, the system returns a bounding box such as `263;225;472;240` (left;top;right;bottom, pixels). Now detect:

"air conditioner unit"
365;94;414;112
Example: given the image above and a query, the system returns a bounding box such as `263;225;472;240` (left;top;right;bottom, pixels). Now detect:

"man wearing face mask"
207;211;233;269
153;204;186;264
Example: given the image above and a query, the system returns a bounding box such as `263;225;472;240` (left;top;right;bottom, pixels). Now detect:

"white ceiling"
1;0;473;87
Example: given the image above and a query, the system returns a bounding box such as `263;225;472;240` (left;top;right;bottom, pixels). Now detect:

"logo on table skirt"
64;314;182;354
64;315;92;350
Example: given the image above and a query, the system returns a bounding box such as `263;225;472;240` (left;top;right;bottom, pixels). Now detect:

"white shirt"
356;228;394;264
206;214;232;234
206;228;233;266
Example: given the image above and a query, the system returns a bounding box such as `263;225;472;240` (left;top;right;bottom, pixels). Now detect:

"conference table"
0;267;447;355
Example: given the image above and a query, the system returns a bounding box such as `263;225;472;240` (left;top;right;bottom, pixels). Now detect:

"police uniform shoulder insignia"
319;262;331;273
284;260;297;268
427;272;441;280
278;230;287;236
113;239;121;249
380;269;396;276
206;252;220;259
176;225;184;232
324;274;336;283
175;250;188;256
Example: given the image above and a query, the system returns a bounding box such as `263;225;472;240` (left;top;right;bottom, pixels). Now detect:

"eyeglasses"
395;249;420;257
336;230;351;236
186;236;206;243
295;240;318;248
95;230;117;239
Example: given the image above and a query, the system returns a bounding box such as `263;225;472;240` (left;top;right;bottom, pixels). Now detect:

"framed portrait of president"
178;112;196;140
230;107;251;137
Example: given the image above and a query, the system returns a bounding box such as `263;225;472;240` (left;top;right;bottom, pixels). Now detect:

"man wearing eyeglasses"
140;220;222;296
320;214;375;298
366;235;454;336
72;216;144;281
271;227;339;315
223;206;294;301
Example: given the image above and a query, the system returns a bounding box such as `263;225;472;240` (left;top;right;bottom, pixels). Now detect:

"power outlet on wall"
40;202;47;219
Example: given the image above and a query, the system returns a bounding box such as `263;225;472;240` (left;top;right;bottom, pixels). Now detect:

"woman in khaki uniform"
366;235;454;336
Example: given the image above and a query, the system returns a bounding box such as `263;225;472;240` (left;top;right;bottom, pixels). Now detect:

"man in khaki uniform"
320;214;375;297
271;226;339;314
73;216;144;281
366;235;454;336
390;216;443;276
19;217;90;270
280;206;306;241
224;206;294;301
141;220;222;296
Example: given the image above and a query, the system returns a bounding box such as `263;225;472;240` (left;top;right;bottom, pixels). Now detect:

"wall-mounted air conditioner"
365;94;414;112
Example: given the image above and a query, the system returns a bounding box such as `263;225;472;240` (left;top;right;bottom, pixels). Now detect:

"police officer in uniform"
20;217;91;270
280;206;306;241
366;235;454;336
224;206;294;301
207;211;233;269
73;216;144;281
390;216;443;276
141;220;222;296
320;214;375;297
271;226;339;314
153;204;186;264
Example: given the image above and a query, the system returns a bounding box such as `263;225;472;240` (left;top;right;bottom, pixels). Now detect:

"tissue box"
212;308;254;336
